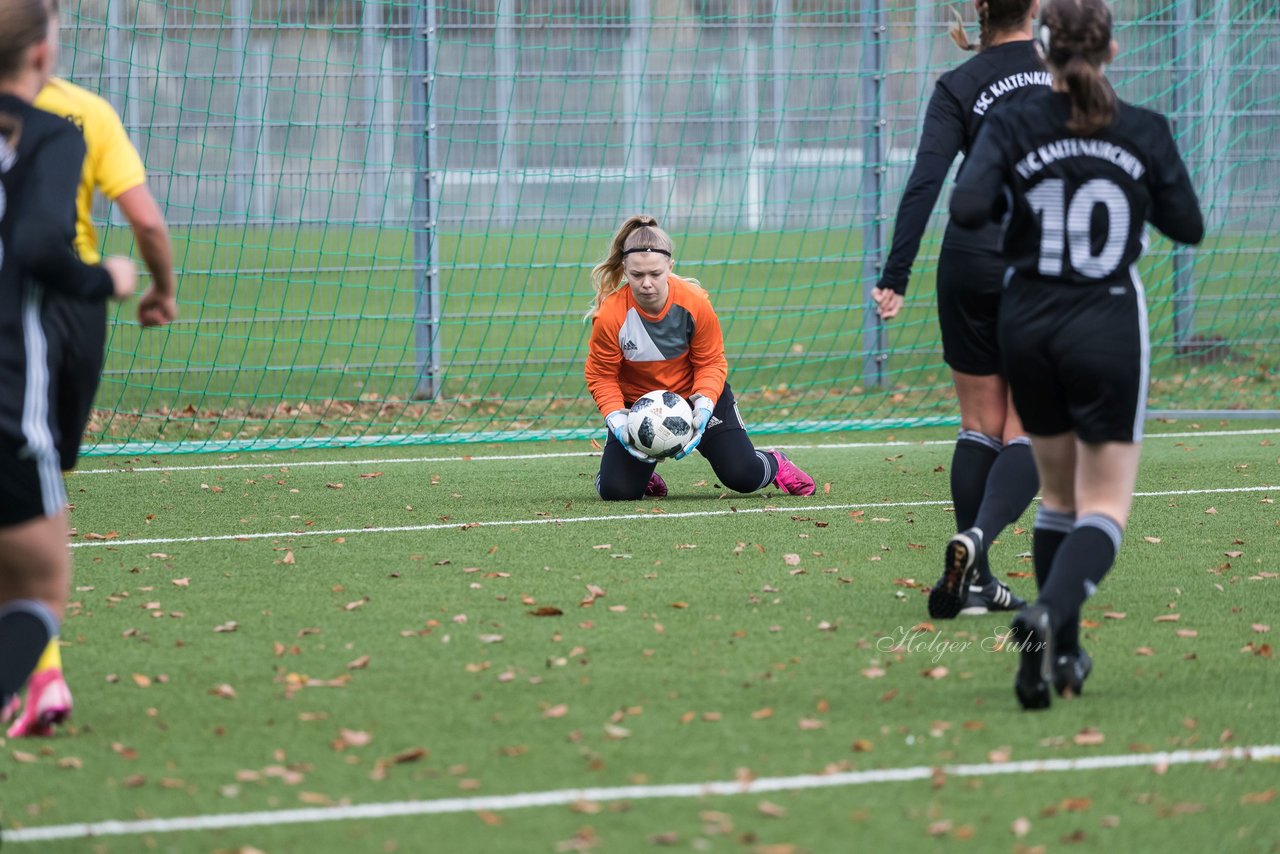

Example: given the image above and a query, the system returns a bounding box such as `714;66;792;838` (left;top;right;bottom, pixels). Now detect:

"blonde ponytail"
586;214;677;318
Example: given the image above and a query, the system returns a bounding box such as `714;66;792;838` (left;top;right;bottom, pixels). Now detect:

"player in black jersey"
951;0;1203;710
0;0;135;717
874;0;1051;620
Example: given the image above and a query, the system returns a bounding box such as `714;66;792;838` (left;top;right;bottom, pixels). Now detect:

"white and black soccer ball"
627;390;694;459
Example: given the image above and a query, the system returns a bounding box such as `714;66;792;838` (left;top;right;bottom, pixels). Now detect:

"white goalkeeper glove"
673;394;715;461
605;409;658;463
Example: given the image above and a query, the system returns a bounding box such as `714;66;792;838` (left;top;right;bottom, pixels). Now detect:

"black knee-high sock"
950;430;1000;584
0;600;59;704
1032;506;1075;591
951;430;1001;531
1038;514;1123;656
971;438;1040;584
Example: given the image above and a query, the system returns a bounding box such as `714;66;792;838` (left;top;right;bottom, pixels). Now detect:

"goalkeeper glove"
606;409;657;463
673;394;715;460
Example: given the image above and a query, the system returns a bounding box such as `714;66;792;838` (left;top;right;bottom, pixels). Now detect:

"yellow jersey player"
36;76;177;325
3;75;177;738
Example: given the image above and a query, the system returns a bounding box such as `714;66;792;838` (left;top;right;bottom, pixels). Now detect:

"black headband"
623;247;672;257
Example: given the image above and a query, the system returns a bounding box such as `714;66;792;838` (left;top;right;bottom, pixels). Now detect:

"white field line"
67;484;1278;550
7;745;1279;843
71;427;1280;476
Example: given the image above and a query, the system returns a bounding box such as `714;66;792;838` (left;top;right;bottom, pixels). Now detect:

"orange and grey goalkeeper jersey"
585;274;729;418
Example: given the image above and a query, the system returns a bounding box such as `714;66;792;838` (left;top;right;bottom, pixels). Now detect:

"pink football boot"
770;451;815;496
7;669;72;738
645;471;668;498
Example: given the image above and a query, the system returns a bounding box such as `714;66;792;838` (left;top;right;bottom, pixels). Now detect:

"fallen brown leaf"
927;820;953;837
392;746;428;764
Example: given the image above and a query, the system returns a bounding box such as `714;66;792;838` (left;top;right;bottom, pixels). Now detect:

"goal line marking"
72;427;1280;476
7;745;1278;842
67;484;1278;550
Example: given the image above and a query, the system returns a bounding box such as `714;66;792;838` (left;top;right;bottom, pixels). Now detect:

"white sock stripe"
1034;507;1076;534
1006;436;1032;447
1075;513;1124;550
957;429;1003;452
756;450;775;491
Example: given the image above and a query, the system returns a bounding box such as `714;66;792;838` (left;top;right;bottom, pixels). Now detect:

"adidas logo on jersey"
707;416;723;428
621;340;637;352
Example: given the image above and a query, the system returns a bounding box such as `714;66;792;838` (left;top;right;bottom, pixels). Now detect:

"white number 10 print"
1026;178;1130;279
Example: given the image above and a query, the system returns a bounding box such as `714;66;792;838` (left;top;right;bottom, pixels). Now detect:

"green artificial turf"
3;423;1278;852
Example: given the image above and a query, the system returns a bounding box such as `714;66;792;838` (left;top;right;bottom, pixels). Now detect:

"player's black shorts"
0;433;67;526
936;246;1008;376
999;274;1148;444
700;383;746;441
0;298;104;526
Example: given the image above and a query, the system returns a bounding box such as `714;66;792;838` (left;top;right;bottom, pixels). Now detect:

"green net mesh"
61;1;1278;454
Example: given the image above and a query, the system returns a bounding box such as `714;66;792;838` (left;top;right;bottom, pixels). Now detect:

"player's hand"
872;287;904;320
605;409;658;463
137;285;178;327
102;256;137;300
673;394;714;461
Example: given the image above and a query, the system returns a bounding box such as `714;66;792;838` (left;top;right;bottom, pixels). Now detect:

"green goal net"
62;1;1279;454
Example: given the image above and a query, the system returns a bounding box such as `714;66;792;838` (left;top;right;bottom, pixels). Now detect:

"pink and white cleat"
7;669;72;738
645;471;668;498
770;451;815;496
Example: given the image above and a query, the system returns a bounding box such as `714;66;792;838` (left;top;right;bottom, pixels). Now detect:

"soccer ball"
627;390;694;459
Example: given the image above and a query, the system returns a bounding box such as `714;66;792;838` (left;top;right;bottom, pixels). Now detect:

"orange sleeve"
687;290;728;403
584;300;627;418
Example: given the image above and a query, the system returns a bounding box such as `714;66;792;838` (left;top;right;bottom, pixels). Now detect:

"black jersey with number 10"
950;90;1204;285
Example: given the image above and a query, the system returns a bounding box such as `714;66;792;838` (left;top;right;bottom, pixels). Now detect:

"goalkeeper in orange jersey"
584;215;814;501
3;69;177;738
